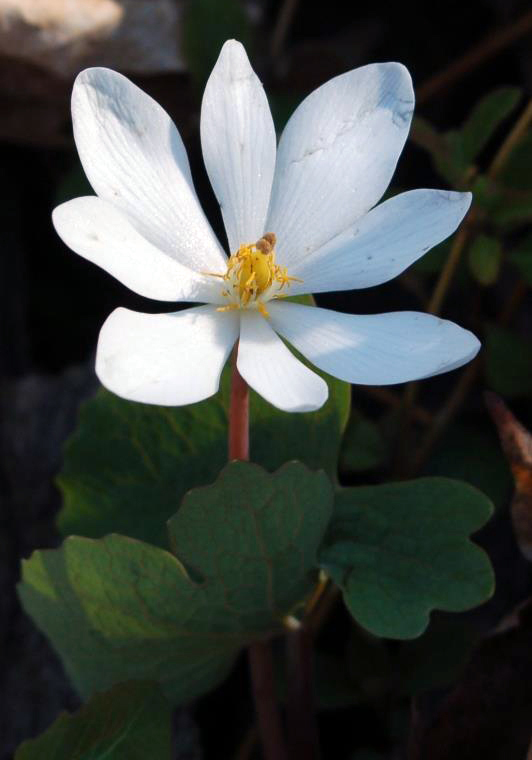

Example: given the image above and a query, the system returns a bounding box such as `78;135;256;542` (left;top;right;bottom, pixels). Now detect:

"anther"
205;231;302;315
255;232;276;254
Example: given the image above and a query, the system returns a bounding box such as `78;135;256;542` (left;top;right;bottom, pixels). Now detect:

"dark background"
1;0;532;758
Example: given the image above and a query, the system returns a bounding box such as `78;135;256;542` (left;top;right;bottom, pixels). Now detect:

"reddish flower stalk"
229;348;288;760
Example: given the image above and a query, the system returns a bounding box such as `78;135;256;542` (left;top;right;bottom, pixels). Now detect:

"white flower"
52;40;479;413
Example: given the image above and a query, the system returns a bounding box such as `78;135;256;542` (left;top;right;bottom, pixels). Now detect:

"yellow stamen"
217;303;240;312
206;232;302;317
258;302;270;318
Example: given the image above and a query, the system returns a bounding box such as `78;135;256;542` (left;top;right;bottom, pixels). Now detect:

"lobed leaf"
19;462;333;703
57;364;348;547
320;478;494;639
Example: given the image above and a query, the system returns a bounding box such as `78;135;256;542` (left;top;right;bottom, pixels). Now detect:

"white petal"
53;197;225;303
72;67;226;272
289;190;472;294
237;311;328;412
268;302;480;385
266;63;414;267
96;305;238;405
201;40;277;253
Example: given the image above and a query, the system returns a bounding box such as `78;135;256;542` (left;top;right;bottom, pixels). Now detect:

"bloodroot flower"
53;40;479;412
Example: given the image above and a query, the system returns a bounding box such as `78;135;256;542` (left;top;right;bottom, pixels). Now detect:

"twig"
270;0;300;62
407;275;529;474
234;725;258;760
394;212;475;472
306;582;341;636
280;575;330;759
358;386;433;425
304;572;329;618
398;96;532;471
248;641;288;760
417;9;532;104
407;358;480;475
488;98;532;180
427;222;474;317
409;268;529;474
237;575;337;760
286;623;321;760
498;280;528;327
425;95;532;318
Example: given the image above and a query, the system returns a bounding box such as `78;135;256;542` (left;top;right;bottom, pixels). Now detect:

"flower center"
210;233;301;317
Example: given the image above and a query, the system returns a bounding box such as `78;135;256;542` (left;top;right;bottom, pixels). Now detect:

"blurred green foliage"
57;360;348;547
413;87;522;186
406;86;532;471
183;0;252;89
467;234;502;286
485;324;532;398
509;231;532;284
339;411;388;473
423;422;513;510
15;683;172;760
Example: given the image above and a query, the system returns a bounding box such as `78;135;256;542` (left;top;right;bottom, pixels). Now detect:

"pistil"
208;233;301;317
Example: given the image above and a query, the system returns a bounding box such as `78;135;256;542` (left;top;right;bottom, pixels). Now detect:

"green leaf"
339;411;387;473
250;371;349;483
467;234;502;286
492;191;532;229
485;323;532;398
19;535;237;705
411;90;522;189
471;164;532;231
319;478;494;639
166;462;333;628
469;175;532;231
410;118;463;187
182;0;252;89
470;175;499;214
58;365;348;547
15;682;172;760
20;462;333;703
444;129;469;182
460;87;522;163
